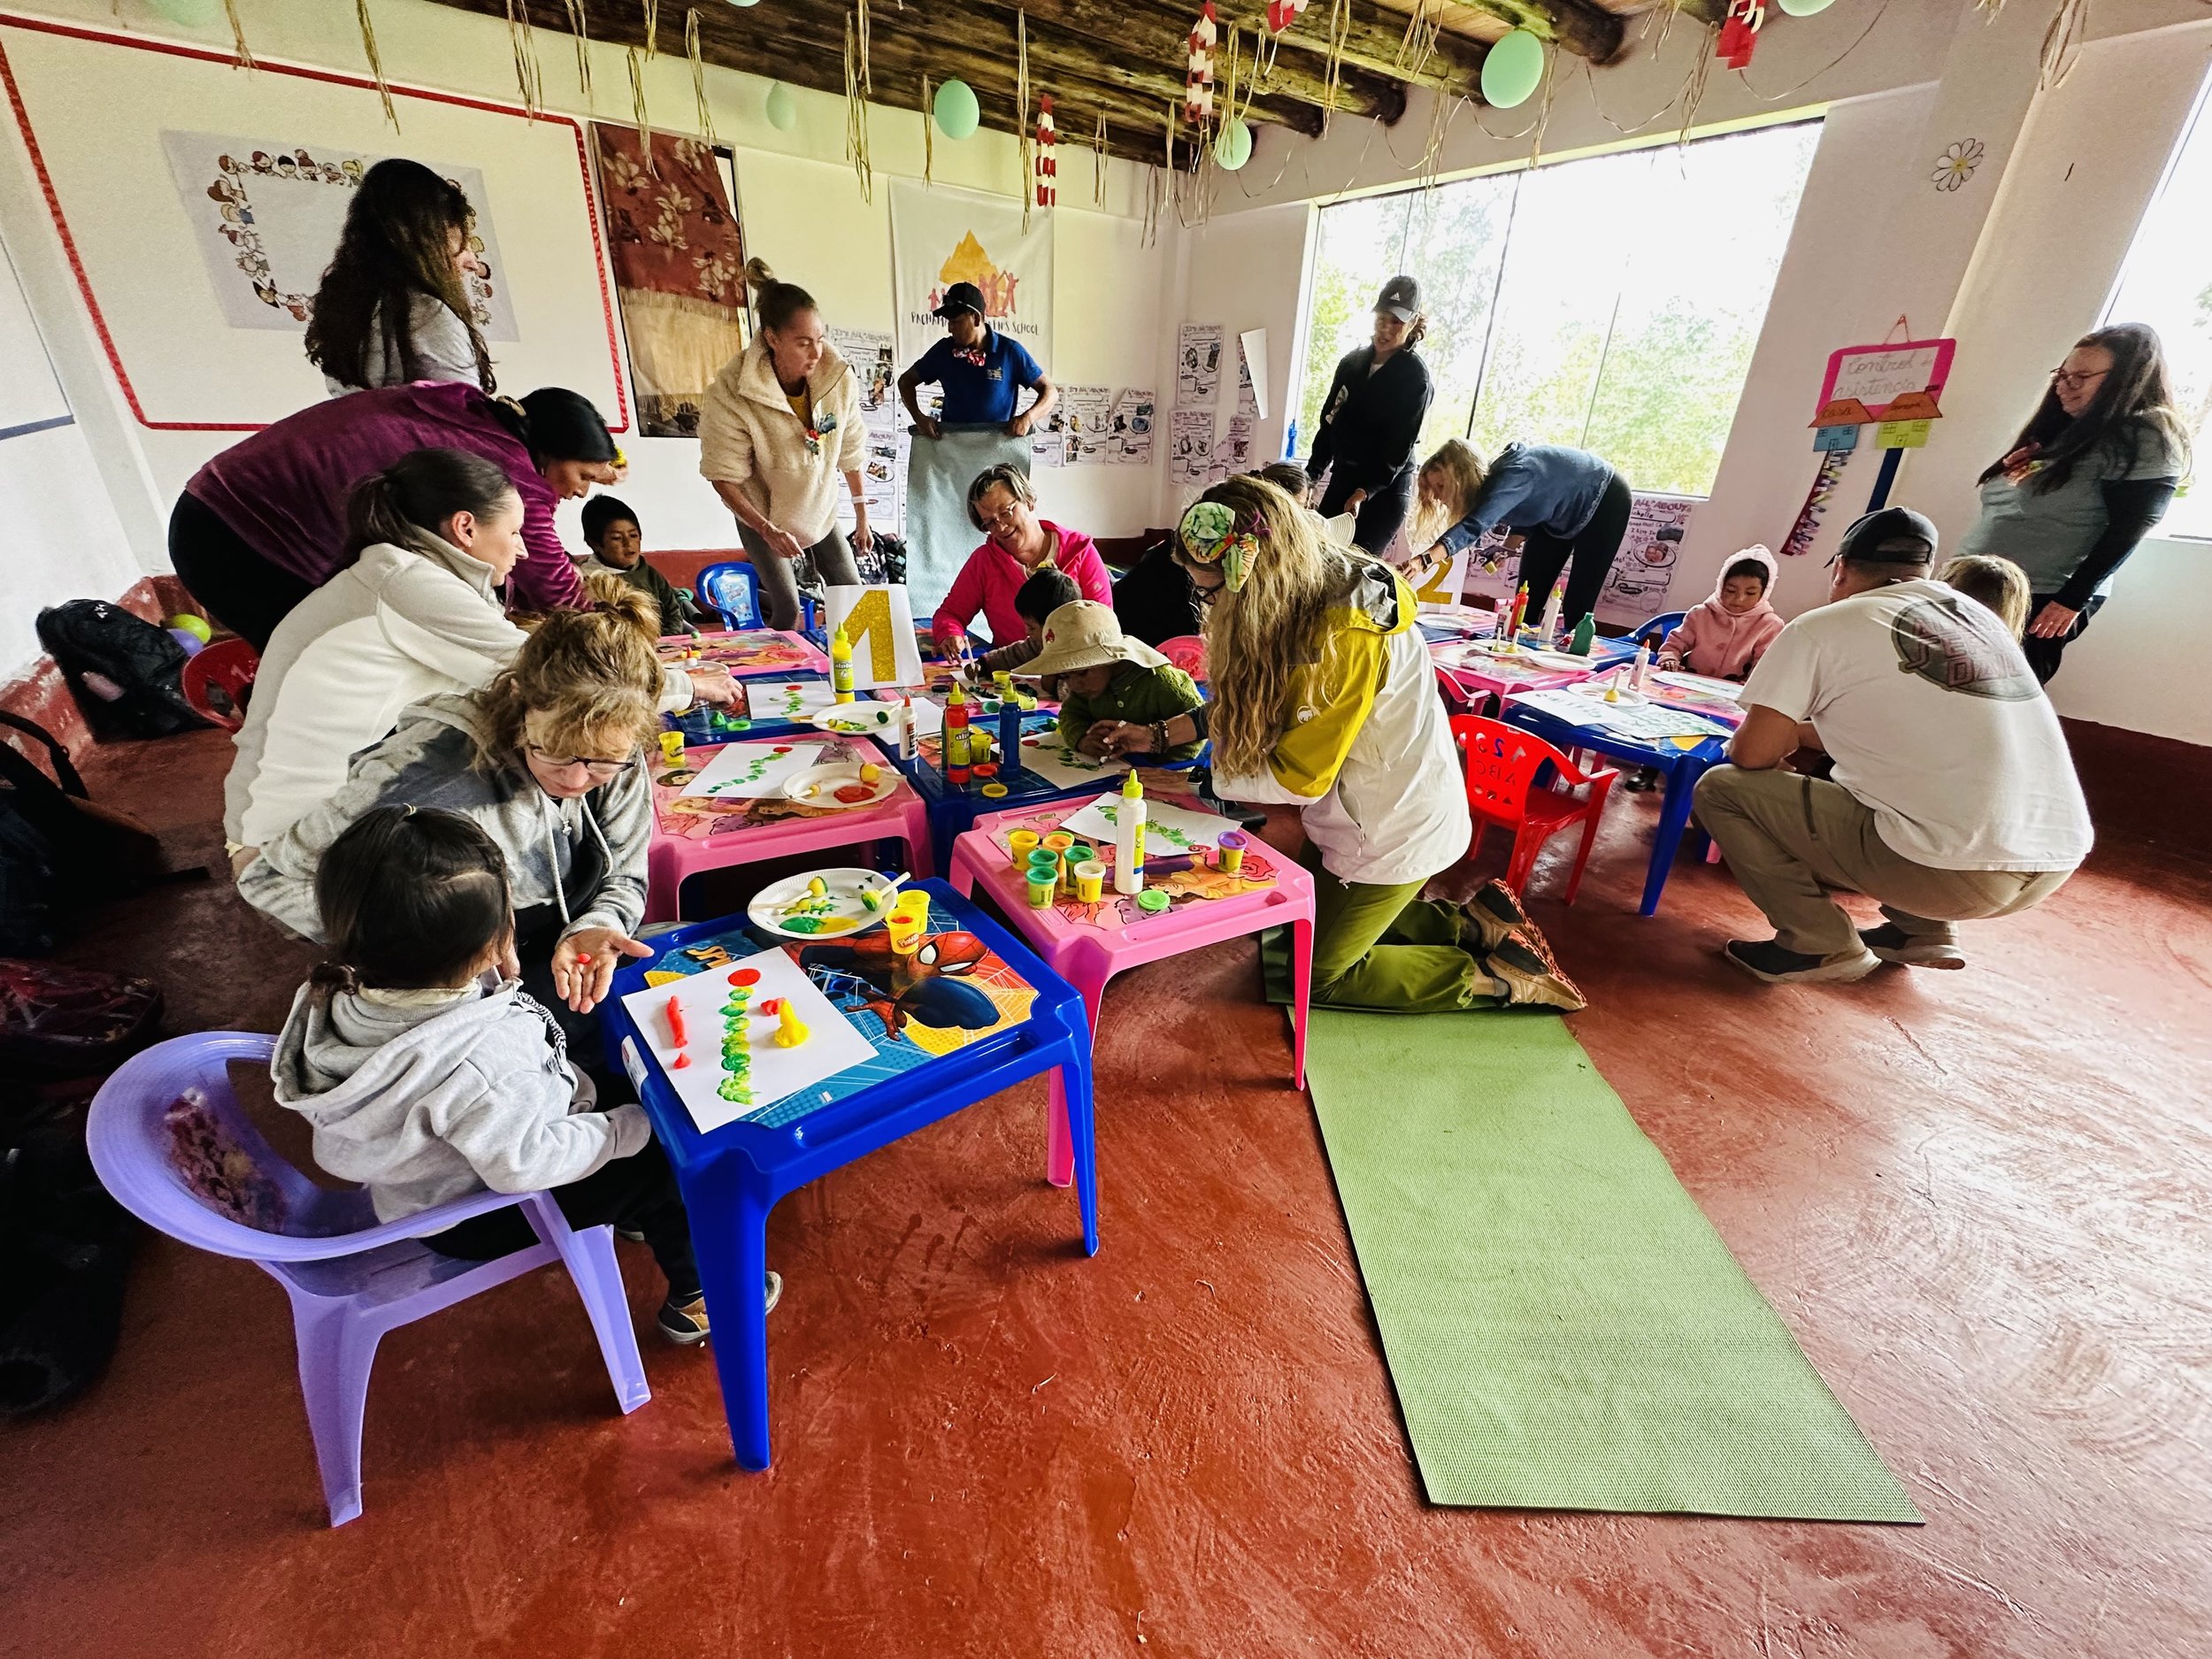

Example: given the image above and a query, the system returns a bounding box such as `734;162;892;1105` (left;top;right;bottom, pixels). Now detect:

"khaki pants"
1693;765;2075;959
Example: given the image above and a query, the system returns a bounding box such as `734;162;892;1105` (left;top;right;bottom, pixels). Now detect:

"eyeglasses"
526;744;635;781
981;502;1026;530
2049;366;2108;391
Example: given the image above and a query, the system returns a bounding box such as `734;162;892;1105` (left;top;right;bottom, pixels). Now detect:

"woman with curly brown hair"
307;158;495;396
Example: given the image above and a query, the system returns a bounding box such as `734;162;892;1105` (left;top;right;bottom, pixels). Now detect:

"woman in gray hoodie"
271;806;727;1342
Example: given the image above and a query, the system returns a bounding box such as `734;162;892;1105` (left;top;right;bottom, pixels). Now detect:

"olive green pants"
1300;843;1502;1014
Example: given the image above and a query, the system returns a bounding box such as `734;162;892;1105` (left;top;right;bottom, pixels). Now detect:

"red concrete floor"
4;727;2209;1659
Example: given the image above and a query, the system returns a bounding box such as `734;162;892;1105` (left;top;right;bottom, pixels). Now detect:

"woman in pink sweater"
931;465;1111;653
1658;544;1783;681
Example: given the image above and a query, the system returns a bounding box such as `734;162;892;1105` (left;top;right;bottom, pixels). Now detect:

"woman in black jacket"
1306;276;1433;557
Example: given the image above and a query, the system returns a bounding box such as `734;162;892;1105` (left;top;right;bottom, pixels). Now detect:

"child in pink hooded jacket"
1657;545;1783;681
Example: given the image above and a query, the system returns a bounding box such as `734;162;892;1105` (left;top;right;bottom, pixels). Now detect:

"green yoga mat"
1305;1010;1921;1521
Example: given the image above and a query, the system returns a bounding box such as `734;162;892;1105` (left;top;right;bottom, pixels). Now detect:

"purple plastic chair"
86;1032;650;1527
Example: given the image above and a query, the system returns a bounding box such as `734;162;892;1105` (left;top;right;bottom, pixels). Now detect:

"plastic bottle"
1569;612;1596;657
944;682;972;784
1537;588;1564;645
1631;641;1654;692
1113;770;1147;895
1505;582;1529;644
897;696;917;762
830;625;856;703
998;695;1022;778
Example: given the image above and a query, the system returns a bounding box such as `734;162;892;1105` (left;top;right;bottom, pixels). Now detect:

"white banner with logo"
889;180;1053;377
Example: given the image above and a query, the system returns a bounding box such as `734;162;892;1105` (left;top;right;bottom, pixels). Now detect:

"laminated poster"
1177;323;1224;407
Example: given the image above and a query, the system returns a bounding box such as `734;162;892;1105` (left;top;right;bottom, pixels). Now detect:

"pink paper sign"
1815;338;1957;423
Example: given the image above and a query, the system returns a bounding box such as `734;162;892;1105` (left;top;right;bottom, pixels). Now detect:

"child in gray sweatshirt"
269;805;734;1343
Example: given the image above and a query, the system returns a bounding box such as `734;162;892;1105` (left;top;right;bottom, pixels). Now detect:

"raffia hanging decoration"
857;0;872;94
564;0;595;101
505;0;543;119
1321;0;1349;133
642;0;661;62
922;74;934;186
626;46;656;173
1395;0;1441;81
1093;111;1108;206
356;0;400;132
686;9;715;140
843;7;873;202
1018;9;1033;230
2039;0;2089;89
222;0;254;69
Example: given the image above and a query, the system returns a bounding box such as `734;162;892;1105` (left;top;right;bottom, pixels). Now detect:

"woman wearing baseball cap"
1304;275;1433;557
897;280;1058;440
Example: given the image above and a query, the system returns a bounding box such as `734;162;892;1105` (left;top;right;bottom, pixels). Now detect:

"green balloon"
934;78;980;141
1777;0;1837;14
1480;28;1546;111
1214;117;1253;172
727;0;762;7
146;0;225;22
765;82;798;131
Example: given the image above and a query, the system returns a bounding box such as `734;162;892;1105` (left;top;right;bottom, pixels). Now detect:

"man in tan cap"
1023;600;1207;761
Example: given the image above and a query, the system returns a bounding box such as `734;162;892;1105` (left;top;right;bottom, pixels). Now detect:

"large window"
1294;122;1819;499
2104;69;2212;540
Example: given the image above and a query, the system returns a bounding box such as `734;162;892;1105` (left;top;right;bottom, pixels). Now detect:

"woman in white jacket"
1099;476;1584;1013
226;448;727;865
697;260;871;629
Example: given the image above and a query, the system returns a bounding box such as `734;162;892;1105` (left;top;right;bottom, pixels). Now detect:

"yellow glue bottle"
1113;769;1147;895
830;625;856;703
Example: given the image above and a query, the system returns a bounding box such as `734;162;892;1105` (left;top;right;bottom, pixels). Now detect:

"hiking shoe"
1461;879;1533;952
656;1272;781;1346
1723;939;1880;984
1859;924;1965;970
1485;929;1586;1012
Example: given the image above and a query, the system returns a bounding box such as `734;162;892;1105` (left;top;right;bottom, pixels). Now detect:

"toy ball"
1213;117;1254;172
166;611;213;643
167;626;206;657
1480;28;1546;111
764;81;798;131
1777;0;1837;13
933;78;980;142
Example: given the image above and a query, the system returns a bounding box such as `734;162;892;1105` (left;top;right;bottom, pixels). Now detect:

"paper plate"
807;703;903;736
1571;681;1647;704
745;866;899;940
783;763;899;810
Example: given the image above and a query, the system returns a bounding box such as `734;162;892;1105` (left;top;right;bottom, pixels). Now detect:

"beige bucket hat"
1021;601;1169;679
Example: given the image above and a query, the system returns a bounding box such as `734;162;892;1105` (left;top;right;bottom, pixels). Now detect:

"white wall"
1171;200;1312;518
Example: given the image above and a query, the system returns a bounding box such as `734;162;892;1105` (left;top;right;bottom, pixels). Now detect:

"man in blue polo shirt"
899;280;1058;440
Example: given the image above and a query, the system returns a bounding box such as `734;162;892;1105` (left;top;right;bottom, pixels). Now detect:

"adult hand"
761;522;808;563
685;664;740;707
1008;411;1034;439
918;416;943;441
550;927;652;1014
1344;489;1367;513
2028;600;2079;640
850;509;873;552
1096;719;1153;757
1074;726;1114;759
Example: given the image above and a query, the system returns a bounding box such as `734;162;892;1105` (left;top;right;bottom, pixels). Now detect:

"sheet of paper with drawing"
1511;687;1732;741
1056;793;1232;856
749;678;839;721
680;741;822;800
619;946;874;1133
1012;735;1128;789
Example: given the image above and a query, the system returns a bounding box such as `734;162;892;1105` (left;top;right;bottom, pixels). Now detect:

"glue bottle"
1631;641;1654;692
1504;582;1529;646
1113;770;1147;895
1537;588;1564;645
897;695;917;763
998;694;1023;779
944;682;972;785
1568;612;1596;657
830;624;856;703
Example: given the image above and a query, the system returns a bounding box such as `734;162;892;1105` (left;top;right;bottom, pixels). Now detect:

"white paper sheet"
748;677;840;722
821;585;926;688
680;741;824;800
1012;734;1129;788
619;946;874;1133
1509;687;1732;741
1055;791;1232;856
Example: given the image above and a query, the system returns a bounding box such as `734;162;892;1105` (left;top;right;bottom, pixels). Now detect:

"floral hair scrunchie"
1178;499;1265;594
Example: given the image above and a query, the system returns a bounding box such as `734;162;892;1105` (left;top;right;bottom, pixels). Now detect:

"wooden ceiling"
433;1;1721;166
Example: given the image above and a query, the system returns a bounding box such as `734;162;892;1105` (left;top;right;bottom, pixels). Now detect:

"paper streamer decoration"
1781;450;1847;559
1265;0;1309;30
822;585;926;688
1035;94;1057;207
1718;0;1767;70
1186;4;1217;127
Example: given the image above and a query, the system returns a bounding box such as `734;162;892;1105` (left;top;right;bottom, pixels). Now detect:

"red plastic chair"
180;638;259;732
1156;634;1208;680
1449;713;1618;904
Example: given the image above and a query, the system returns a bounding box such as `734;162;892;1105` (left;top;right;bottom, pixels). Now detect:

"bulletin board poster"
889;180;1053;375
1816;338;1957;422
1460;493;1695;628
0;14;625;431
831;326;902;532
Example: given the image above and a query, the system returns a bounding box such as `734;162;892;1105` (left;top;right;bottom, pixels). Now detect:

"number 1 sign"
821;585;926;688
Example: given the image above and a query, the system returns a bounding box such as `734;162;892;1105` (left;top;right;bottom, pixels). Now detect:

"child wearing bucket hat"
1024;601;1206;760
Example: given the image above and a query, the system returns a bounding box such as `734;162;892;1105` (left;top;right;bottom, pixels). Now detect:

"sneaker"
1723;939;1881;984
1461;879;1533;952
1484;929;1587;1012
655;1272;781;1346
1859;924;1965;970
1623;765;1662;794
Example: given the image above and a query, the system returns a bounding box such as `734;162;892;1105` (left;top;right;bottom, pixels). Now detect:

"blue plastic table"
1498;695;1727;918
888;706;1122;864
603;882;1098;1471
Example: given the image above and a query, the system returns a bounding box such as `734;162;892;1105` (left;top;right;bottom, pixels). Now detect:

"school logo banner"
889;180;1053;374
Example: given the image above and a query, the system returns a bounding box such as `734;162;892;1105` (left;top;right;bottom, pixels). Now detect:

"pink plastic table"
644;734;933;923
948;800;1316;1188
657;626;830;680
1429;641;1602;714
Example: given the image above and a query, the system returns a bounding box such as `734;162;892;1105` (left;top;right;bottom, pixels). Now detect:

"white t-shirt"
1739;580;2092;872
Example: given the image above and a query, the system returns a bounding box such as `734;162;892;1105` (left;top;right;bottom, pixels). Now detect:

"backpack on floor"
860;532;909;589
0;712;180;952
35;600;209;741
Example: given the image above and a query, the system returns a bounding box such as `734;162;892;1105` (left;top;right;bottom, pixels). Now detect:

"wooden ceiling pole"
1425;1;1628;60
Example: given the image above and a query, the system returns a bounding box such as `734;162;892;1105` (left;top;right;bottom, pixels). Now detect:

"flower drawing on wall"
1932;138;1985;193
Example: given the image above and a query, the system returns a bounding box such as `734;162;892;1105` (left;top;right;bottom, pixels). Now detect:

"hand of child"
551;928;651;1014
1094;719;1148;757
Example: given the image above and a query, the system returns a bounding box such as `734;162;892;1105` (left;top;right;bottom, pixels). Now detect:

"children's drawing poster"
1178;323;1224;407
1171;410;1215;487
680;741;822;800
1058;384;1112;465
832;326;902;532
821;586;926;688
1109;388;1156;465
1458;493;1694;627
619;945;874;1133
1212;415;1255;483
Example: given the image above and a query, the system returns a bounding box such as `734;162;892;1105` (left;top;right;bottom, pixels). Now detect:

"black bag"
0;712;183;953
35;600;209;741
860;532;909;589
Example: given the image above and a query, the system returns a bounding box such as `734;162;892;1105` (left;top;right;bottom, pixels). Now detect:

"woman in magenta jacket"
170;382;624;649
930;464;1110;654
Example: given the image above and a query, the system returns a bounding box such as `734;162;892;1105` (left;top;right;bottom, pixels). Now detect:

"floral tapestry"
591;125;748;438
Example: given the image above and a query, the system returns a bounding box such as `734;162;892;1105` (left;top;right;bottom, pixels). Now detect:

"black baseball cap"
933;281;987;320
1375;275;1421;321
1836;505;1937;566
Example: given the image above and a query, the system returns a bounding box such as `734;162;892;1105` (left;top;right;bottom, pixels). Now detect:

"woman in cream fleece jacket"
697;263;870;629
